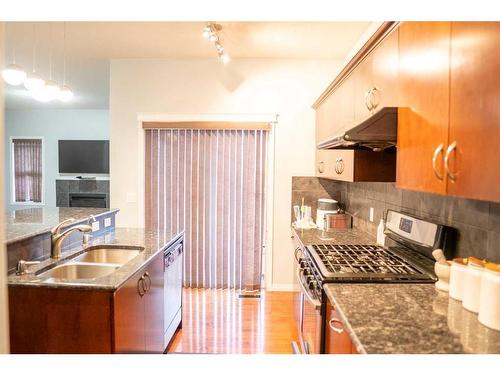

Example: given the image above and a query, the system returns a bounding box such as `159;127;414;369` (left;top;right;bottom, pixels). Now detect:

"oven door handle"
297;269;321;310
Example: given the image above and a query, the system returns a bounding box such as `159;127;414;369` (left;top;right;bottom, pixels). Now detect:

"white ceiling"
4;22;371;110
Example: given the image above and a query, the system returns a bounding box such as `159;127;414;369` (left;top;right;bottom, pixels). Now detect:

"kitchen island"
8;227;184;353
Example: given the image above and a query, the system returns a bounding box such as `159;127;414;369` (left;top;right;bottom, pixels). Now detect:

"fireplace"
69;193;108;208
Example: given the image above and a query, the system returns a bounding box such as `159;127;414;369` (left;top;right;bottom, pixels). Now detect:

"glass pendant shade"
24;72;45;92
2;64;27;86
57;85;74;102
32;80;60;102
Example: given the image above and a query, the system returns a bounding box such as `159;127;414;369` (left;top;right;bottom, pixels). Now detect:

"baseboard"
266;283;298;292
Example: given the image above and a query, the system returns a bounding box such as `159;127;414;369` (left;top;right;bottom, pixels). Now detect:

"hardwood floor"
167;288;299;354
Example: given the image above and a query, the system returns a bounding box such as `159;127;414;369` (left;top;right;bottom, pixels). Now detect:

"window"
11;137;43;204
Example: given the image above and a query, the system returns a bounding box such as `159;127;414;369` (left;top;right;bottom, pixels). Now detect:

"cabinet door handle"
143;272;151;292
444;141;457;182
318;161;325;173
329;318;344;334
364;88;374;111
369;87;380;112
137;275;146;297
432;143;444;181
338;158;344;174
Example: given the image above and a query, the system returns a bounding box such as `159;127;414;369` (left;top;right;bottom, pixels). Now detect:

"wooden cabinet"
314;24;398;183
114;250;165;353
372;29;399;109
9;248;168;354
447;22;500;202
325;303;357;354
397;21;500;202
397;22;452;195
316;149;396;182
352;53;374;123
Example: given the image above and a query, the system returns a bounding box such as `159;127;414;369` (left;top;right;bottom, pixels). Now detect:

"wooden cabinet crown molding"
312;21;399;110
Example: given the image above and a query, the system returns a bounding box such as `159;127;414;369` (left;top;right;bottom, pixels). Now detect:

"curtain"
145;128;268;290
12;139;42;203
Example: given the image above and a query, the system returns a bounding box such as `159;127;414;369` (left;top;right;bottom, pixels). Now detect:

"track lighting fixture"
202;23;230;64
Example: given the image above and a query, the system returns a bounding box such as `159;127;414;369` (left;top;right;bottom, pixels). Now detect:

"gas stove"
294;209;456;354
306;243;436;283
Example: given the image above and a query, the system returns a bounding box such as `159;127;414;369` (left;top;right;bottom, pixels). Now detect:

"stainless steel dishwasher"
163;237;183;349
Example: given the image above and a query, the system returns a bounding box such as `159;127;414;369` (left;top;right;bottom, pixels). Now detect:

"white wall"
4;109;109;209
0;22;10;353
110;58;340;289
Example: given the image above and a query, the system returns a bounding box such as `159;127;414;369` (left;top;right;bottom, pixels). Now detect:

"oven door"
297;269;323;354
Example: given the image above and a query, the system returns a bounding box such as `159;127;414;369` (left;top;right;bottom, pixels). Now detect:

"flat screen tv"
58;140;110;174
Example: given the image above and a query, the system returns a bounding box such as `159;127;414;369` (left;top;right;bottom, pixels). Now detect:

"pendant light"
57;22;73;102
32;23;60;102
2;24;27;86
24;24;45;92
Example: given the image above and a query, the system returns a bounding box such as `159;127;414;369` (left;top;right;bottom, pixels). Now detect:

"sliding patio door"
145;126;269;290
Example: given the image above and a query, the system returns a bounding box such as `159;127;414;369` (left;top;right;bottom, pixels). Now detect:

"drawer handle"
444;141;457;182
137;275;146;297
369;87;380;112
432;143;444;181
335;158;344;175
143;271;151;292
364;89;374;111
329;318;344;334
318;161;325;173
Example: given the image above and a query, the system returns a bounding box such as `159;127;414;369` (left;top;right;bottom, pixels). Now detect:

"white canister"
462;257;485;313
449;258;468;301
478;262;500;331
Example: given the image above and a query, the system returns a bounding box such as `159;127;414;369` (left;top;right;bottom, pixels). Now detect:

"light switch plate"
104;217;112;228
91;221;100;232
369;207;374;222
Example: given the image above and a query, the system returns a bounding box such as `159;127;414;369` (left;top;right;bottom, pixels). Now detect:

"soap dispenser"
377;218;386;246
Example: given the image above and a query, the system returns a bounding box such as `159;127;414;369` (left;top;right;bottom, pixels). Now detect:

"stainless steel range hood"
317;107;398;151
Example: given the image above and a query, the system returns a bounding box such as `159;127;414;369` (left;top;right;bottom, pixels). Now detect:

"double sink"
37;246;144;283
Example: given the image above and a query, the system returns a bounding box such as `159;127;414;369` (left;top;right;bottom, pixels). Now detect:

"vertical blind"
12;138;42;203
145;128;268;290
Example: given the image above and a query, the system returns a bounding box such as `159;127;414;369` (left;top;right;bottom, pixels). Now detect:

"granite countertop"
324;283;500;354
5;207;119;245
8;227;184;291
292;226;376;247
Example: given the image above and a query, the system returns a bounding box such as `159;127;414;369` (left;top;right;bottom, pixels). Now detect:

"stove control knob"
309;280;318;290
299;260;307;268
306;275;314;284
303;268;311;276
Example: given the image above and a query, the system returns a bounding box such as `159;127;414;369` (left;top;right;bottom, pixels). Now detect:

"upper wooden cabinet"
397;22;451;195
397;21;500;202
447;22;500;202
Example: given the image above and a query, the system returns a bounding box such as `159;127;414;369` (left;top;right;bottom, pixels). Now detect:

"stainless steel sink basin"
39;263;118;281
72;246;143;265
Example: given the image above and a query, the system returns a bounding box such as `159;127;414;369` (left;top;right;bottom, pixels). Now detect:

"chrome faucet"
16;260;41;275
51;218;92;259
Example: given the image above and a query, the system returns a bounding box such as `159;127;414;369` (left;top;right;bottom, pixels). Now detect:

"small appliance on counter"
316;198;339;229
323;212;352;230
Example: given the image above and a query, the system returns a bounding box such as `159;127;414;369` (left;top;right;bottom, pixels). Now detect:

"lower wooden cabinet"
9;250;166;354
325;302;357;354
316;149;396;182
114;250;165;353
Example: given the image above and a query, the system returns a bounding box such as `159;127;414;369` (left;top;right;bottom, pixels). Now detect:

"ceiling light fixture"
57;22;73;102
202;23;230;64
2;24;27;86
24;24;45;92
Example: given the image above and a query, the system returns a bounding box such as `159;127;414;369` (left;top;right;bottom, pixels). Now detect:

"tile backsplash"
292;177;500;262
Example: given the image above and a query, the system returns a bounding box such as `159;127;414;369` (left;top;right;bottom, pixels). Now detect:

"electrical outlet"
91;221;100;232
369;207;374;222
104;217;112;228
